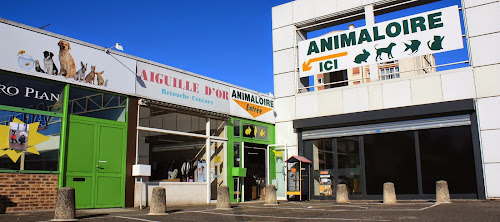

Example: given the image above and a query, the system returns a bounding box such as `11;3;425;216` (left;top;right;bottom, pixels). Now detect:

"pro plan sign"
230;88;274;124
136;62;230;114
298;5;463;77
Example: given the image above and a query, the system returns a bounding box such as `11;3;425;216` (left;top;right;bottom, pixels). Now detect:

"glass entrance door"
311;137;363;197
335;137;362;195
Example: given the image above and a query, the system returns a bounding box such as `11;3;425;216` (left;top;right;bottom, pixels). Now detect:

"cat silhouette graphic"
428;36;444;51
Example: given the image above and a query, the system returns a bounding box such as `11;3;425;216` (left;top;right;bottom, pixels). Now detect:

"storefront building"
0;18;276;212
272;0;499;200
133;62;277;206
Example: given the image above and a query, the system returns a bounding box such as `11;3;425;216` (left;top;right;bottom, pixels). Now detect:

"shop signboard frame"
0;22;137;95
298;5;463;77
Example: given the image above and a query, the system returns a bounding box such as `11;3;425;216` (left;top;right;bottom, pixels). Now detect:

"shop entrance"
243;143;266;201
65;115;126;209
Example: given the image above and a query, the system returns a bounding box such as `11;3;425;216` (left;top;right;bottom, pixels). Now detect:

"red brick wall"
0;173;58;213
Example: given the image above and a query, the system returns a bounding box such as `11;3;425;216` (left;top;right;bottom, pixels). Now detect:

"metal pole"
139;177;143;209
236;177;240;203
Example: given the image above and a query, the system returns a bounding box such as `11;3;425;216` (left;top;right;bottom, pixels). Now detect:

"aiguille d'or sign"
298;5;463;77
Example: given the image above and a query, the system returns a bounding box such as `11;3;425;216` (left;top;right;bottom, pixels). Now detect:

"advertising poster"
136;62;230;114
230;88;275;124
0;22;137;94
298;5;463;77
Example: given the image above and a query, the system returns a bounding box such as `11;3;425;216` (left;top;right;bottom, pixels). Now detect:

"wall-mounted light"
105;43;123;53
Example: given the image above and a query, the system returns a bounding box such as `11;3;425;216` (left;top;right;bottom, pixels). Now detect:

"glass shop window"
210;119;226;138
234;142;240;168
364;131;418;195
137;130;209;182
234;120;240;137
242;124;269;141
311;139;334;196
0;110;61;172
139;106;207;135
0;72;65;113
68;87;126;122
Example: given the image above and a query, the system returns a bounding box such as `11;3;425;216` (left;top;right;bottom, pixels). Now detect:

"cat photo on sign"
8;122;29;151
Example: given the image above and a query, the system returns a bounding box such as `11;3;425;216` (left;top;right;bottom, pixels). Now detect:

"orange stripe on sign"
234;100;273;118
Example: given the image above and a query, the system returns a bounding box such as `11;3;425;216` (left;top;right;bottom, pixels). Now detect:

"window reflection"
68;87;126;122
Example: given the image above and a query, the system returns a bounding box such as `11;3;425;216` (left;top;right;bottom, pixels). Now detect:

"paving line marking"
112;215;160;222
419;203;440;211
175;210;390;221
246;206;368;211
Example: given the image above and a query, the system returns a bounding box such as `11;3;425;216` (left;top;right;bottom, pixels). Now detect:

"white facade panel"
275;96;296;122
343;86;369;113
474;64;500;98
477;96;500;130
466;3;500;37
411;75;443;105
463;0;499;9
293;0;315;25
484;163;500;198
273;48;296;74
275;121;298;146
480;129;500;163
382;80;412;109
313;0;338;19
296;93;319;119
470;32;500;67
274;72;296;98
337;0;362;13
272;25;296;52
318;89;343;116
368;84;383;110
441;69;476;101
272;2;293;29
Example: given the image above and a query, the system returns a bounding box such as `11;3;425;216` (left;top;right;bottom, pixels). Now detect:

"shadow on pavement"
76;213;109;219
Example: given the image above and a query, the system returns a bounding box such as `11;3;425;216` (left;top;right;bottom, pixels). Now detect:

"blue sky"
0;0;464;95
0;0;291;94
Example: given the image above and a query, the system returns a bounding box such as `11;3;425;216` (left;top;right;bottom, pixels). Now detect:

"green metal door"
65;115;126;209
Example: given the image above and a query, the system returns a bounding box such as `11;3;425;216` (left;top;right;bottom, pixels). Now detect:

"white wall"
273;0;500;199
135;182;208;207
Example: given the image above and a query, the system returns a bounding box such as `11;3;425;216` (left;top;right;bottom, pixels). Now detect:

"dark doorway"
244;143;266;201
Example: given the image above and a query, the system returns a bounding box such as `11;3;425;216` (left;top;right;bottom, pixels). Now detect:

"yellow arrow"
302;51;348;72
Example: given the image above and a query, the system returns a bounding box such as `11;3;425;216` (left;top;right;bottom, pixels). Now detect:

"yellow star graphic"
0;118;50;162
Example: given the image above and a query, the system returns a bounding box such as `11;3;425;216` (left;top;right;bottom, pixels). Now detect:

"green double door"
65;115;126;209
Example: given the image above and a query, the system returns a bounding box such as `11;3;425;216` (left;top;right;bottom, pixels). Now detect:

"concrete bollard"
336;184;349;203
436;180;451;203
149;187;167;214
264;185;278;205
217;186;231;209
383;182;397;204
53;187;76;221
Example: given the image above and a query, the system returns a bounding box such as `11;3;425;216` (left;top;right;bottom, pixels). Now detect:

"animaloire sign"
298;5;463;77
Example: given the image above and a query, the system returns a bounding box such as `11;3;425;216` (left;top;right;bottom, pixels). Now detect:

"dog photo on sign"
8;122;29;151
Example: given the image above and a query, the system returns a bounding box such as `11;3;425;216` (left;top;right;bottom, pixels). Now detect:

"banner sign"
0;22;137;94
230;88;274;124
136;62;230;114
298;5;463;77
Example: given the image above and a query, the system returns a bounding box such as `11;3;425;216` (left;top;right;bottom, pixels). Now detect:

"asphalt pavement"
1;200;500;221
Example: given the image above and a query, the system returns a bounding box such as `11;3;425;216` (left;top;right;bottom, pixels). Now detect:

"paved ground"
2;200;500;221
